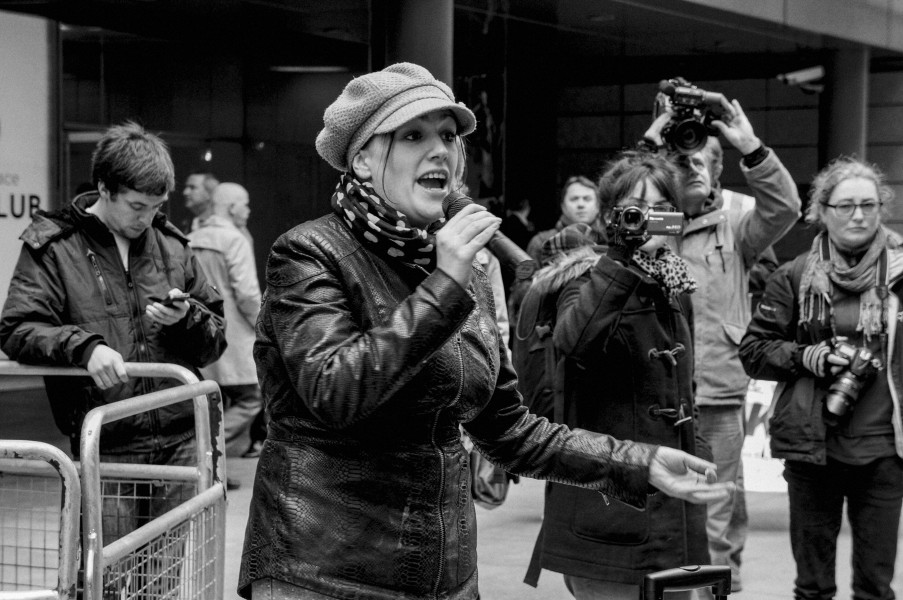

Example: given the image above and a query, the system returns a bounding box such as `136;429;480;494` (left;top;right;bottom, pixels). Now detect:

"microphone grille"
442;191;472;220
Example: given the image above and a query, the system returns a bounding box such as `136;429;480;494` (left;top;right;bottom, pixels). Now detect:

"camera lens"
825;373;861;418
671;120;709;154
619;206;645;232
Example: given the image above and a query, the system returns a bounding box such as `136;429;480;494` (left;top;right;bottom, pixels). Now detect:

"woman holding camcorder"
523;150;710;600
740;156;903;600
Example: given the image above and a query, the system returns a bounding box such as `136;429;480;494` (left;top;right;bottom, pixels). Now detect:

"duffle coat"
528;253;710;586
239;213;660;600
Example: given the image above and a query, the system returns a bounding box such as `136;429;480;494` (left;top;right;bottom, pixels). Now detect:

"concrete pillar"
821;46;870;163
380;0;454;83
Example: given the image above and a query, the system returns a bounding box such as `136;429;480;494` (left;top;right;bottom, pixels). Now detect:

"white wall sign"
0;10;51;358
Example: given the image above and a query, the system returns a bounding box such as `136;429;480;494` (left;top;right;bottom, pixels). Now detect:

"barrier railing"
0;441;81;600
0;360;226;600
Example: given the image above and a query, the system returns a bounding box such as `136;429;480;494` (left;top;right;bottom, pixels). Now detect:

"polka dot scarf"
331;173;439;270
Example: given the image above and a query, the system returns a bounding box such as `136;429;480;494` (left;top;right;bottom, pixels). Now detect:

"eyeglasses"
820;200;882;218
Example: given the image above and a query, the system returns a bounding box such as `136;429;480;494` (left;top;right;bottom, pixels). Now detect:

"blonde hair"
805;156;894;229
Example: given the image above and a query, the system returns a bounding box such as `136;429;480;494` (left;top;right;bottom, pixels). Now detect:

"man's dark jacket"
0;193;227;455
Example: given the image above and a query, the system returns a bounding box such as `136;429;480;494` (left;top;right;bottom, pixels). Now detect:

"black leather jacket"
0;193;227;454
239;213;658;600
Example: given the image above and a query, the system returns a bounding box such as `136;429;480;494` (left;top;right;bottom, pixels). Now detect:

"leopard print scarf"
331;173;440;270
632;245;697;298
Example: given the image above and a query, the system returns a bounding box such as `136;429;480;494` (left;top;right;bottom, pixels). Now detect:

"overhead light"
269;66;350;74
203;148;213;162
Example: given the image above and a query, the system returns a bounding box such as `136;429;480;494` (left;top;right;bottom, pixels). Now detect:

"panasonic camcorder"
654;78;727;155
608;205;683;246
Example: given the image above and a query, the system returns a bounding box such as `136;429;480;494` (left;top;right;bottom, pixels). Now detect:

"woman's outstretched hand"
435;203;501;288
648;446;736;504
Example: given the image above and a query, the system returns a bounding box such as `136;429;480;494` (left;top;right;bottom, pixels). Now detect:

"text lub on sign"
0;172;41;218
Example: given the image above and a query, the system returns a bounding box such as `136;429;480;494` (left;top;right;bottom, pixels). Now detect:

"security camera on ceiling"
776;65;825;93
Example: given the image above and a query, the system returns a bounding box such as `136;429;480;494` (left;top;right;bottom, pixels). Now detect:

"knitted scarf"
798;228;894;338
331;173;439;270
632;245;698;298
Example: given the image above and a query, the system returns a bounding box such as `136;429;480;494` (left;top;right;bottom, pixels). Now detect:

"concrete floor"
222;455;893;600
2;385;900;600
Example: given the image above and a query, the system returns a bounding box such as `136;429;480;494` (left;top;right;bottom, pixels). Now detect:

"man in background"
645;98;801;591
183;171;219;231
525;176;607;265
0;121;227;542
188;182;263;465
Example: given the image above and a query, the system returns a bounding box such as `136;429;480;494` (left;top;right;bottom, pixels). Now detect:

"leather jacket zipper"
86;250;114;305
431;334;465;599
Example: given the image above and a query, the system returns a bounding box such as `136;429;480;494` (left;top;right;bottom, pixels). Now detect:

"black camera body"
655;78;726;155
823;338;880;426
608;206;683;246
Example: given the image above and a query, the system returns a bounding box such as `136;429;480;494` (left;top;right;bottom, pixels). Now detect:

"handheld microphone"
442;191;536;280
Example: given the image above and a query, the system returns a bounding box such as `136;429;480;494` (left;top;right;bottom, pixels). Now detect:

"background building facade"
2;0;903;314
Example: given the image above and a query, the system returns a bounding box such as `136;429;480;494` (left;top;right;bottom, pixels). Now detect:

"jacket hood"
20;192;188;251
516;246;600;340
684;186;724;218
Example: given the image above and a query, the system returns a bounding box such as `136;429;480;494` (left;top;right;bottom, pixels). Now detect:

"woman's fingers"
435;203;501;288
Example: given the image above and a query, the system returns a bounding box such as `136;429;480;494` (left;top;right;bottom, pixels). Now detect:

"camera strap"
878;248;889;368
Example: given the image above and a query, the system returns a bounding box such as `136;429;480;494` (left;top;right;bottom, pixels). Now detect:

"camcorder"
608;205;683;246
654;77;727;155
823;337;881;427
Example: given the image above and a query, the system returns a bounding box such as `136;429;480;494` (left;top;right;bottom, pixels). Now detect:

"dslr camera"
608;205;683;246
654;77;727;155
823;337;881;426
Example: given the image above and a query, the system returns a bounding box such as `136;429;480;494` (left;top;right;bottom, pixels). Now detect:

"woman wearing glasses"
525;150;711;600
740;156;903;600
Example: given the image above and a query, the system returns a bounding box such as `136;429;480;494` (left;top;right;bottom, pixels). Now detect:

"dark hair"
188;171;220;196
597;150;681;210
91;121;175;196
560;175;599;204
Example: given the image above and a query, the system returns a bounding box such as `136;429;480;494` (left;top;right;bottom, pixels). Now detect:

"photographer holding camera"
740;157;903;600
643;79;802;592
524;151;712;600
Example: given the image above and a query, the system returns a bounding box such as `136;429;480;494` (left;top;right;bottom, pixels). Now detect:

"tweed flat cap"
541;223;597;266
316;62;477;172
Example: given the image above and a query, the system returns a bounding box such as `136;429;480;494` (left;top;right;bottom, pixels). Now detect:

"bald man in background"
188;183;263;474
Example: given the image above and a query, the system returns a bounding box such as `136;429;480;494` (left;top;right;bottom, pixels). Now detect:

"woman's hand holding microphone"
435;203;500;289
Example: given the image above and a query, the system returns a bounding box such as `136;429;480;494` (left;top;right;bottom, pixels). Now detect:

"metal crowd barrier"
0;361;226;600
0;440;81;600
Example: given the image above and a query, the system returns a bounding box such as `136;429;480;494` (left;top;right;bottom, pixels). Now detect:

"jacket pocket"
570;487;650;545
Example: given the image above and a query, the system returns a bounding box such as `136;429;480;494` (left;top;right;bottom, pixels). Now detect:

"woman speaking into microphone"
238;62;732;600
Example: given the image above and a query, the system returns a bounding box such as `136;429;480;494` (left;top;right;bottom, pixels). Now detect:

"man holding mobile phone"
0;122;227;546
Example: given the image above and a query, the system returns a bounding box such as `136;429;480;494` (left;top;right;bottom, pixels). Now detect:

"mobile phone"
149;292;190;306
